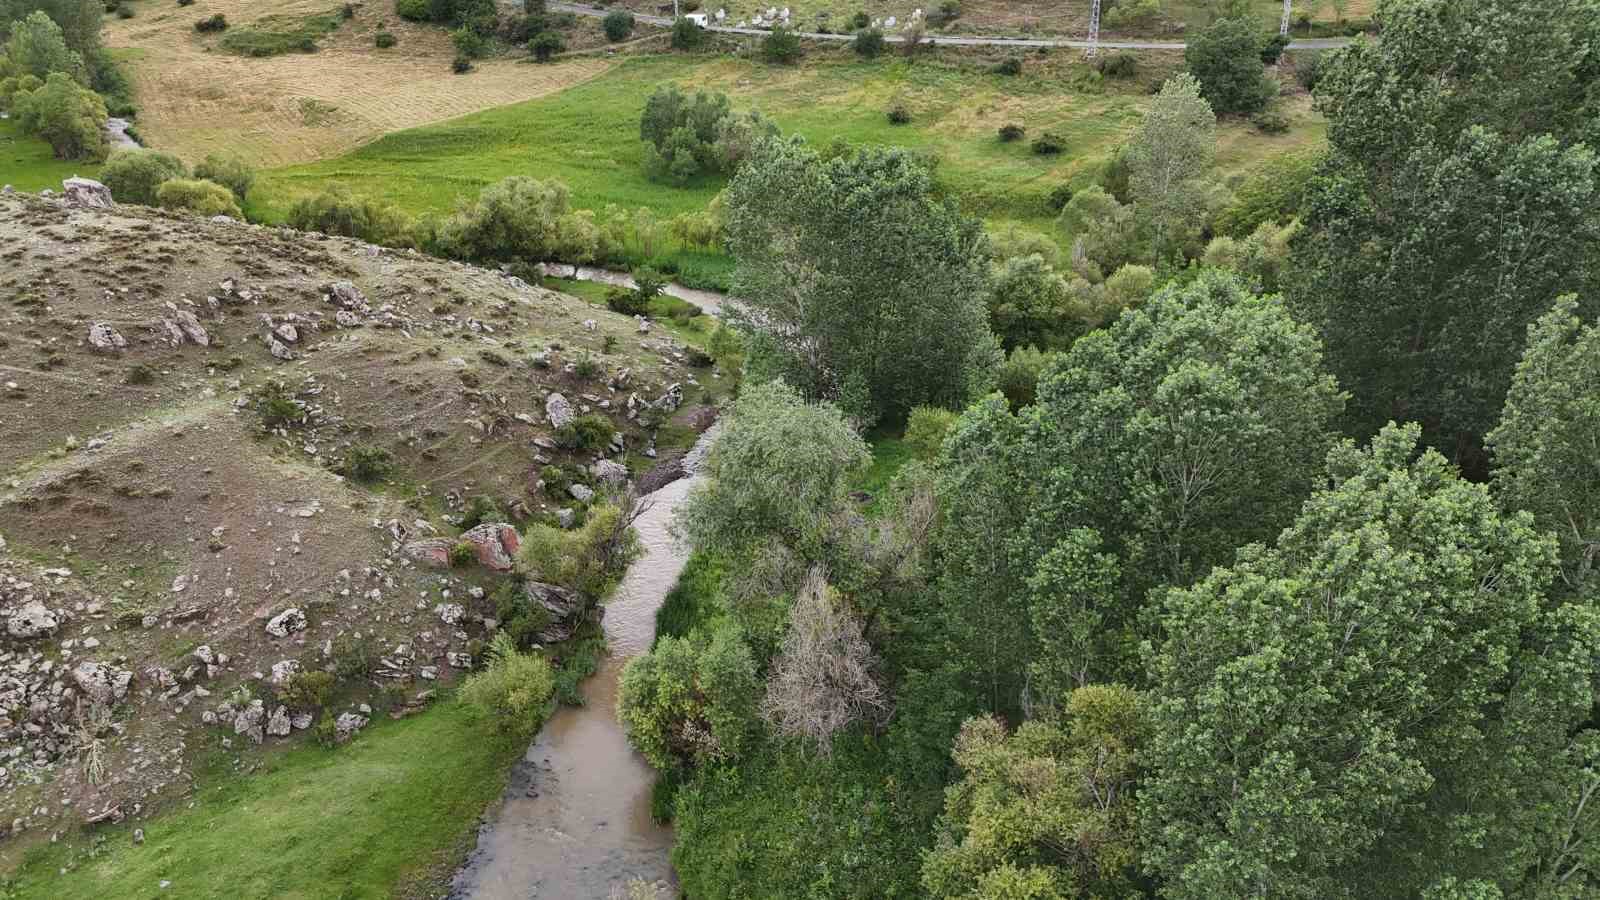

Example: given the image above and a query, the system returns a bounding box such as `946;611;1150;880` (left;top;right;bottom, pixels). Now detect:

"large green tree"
1143;423;1600;898
1;8;81;81
1290;0;1600;470
1488;295;1600;596
1127;73;1216;264
725;137;999;423
14;69;103;159
1183;18;1273;115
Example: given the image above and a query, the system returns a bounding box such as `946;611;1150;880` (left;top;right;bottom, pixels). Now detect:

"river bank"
449;428;720;898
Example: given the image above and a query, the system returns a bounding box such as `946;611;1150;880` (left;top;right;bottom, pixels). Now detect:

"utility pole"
1086;0;1101;58
1280;0;1292;36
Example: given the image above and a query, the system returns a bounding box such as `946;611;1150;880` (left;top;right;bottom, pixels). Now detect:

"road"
551;2;1354;51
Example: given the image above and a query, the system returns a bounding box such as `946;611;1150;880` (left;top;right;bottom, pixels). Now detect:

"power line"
1280;0;1292;36
1086;0;1101;57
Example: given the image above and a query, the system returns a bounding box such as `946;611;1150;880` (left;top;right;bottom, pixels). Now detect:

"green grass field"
3;700;523;900
0;118;101;192
252;51;1324;256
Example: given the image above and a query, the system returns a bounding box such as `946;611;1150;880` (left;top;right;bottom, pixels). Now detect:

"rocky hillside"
0;186;722;861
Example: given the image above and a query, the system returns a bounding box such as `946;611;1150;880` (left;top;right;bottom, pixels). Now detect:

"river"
537;263;728;317
450;428;719;899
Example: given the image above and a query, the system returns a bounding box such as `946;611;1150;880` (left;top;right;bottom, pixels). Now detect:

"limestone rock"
173;310;210;347
268;337;295;361
335;309;361;328
568;483;595;503
62;177;113;209
402;538;453;567
5;601;59;639
335;711;368;740
233;699;265;743
328;281;366;309
265;705;291;737
269;659;300;684
545;392;575;429
87;322;127;352
71;661;133;704
435;603;465;626
265;607;306;637
274;323;299;343
460;522;520;572
591;459;629;487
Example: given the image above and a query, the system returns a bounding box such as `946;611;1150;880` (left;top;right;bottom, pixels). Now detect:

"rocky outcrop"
62;177;113;209
402;538;453;567
5;600;59;639
234;699;265;743
460;523;520;571
591;459;629;487
71;661;133;705
545;392;575;429
87;322;127;352
265;607;306;637
266;705;291;737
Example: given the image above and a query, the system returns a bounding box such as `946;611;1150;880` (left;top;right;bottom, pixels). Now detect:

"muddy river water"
450;430;718;899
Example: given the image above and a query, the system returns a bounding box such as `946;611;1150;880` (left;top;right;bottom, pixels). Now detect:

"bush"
516;500;641;599
458;494;506;530
14;72;107;161
1096;52;1136;78
452;25;486;57
459;634;556;740
1046;182;1074;211
992;56;1021;76
997;123;1025;142
177;0;193;5
617;624;759;769
449;540;477;567
100;149;188;206
852;27;883;58
886;102;911;125
556;412;615;451
340;445;393;483
452;54;472;72
156;178;242;218
125;363;156;385
1260;32;1290;65
253;381;301;427
996;345;1055;409
193;153;255;202
851;10;869;29
761;25;801;64
0;74;43;111
396;0;428;19
374;30;396;47
287;185;414;244
671;15;704;49
529;29;564;61
281;670;335;709
195;13;227;31
905;405;958;459
1252;109;1290;133
1031;131;1065;155
602;8;633;41
1185;17;1275;115
115;3;133;18
430;176;601;263
1294;52;1324;91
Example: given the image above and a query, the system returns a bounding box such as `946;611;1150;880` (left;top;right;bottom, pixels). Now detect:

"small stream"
450;428;719;899
538;262;728;317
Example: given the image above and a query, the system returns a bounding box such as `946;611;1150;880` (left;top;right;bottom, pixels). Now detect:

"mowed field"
101;0;618;167
252;50;1326;237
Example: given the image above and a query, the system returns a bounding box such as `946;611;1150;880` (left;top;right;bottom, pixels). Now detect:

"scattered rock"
5;600;59;639
434;603;465;626
459;522;520;572
265;705;291;737
568;483;595;503
265;607;306;637
233;699;265;743
87;322;127;351
402;538;453;567
62;177;113;209
269;659;300;684
591;459;629;487
545;392;575;429
173;310;210;347
268;337;295;361
71;661;133;704
335;711;368;741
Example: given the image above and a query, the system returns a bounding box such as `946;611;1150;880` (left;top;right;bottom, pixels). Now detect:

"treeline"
608;0;1600;896
0;0;134;161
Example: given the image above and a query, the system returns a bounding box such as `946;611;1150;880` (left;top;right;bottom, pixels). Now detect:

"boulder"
71;661;133;705
568;483;595;503
335;310;361;328
591;459;629;487
173;310;210;347
268;337;295;361
328;281;366;309
434;603;465;626
233;699;265;743
524;581;581;619
269;659;300;684
265;705;291;737
87;322;127;352
460;522;520;572
335;711;368;740
265;607;306;637
62;177;113;209
545;392;575;429
274;323;299;343
402;538;453;567
5;601;59;639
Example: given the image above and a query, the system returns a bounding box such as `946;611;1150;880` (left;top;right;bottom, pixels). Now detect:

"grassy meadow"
3;700;524;900
0;118;100;192
252;49;1325;261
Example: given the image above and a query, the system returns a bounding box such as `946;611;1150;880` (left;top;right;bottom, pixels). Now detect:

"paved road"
552;2;1354;50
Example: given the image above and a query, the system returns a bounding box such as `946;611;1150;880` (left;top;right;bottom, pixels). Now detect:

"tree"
670;15;703;49
759;568;888;753
431;176;601;263
725;137;999;422
1290;0;1600;471
98;148;187;205
921;687;1145;899
1183;17;1273;115
528;29;563;61
601;8;632;41
852;26;884;58
1030;269;1344;608
2;9;83;81
1127;73;1216;264
1142;423;1600;898
192;152;255;202
987;253;1074;351
760;25;801;64
1488;296;1600;595
617;621;760;770
14;70;104;159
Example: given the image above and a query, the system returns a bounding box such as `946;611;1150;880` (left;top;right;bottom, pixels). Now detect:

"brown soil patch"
105;0;616;166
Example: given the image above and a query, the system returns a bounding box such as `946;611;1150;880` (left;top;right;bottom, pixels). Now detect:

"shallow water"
541;263;728;318
451;430;716;899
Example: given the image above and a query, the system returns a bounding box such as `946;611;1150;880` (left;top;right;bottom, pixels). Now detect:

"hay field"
103;0;616;167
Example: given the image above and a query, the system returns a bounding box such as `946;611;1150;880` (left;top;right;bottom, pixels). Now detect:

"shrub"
458;495;505;531
459;633;555;740
992;56;1021;76
452;25;486;57
997;123;1025;142
253;381;301;427
852;27;883;58
449;540;477;567
602;8;633;41
761;25;801;64
851;10;869;29
617;623;759;769
1252;109;1290;133
156;178;242;218
905;405;958;460
177;0;193;5
396;0;428;19
574;350;602;380
1097;52;1136;78
1260;32;1290;65
332;634;380;679
529;29;564;61
1046;182;1074;211
340;445;393;483
515;499;641;598
1294;52;1324;91
287;185;414;244
556;412;614;451
193;152;255;202
0;74;43;111
13;73;107;161
1031;131;1065;155
339;2;356;19
996;345;1055;409
374;30;396;47
886;102;911;124
281;670;335;709
125;363;156;385
115;3;133;18
430;176;600;263
452;54;472;72
195;13;227;31
99;149;188;206
670;16;703;49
